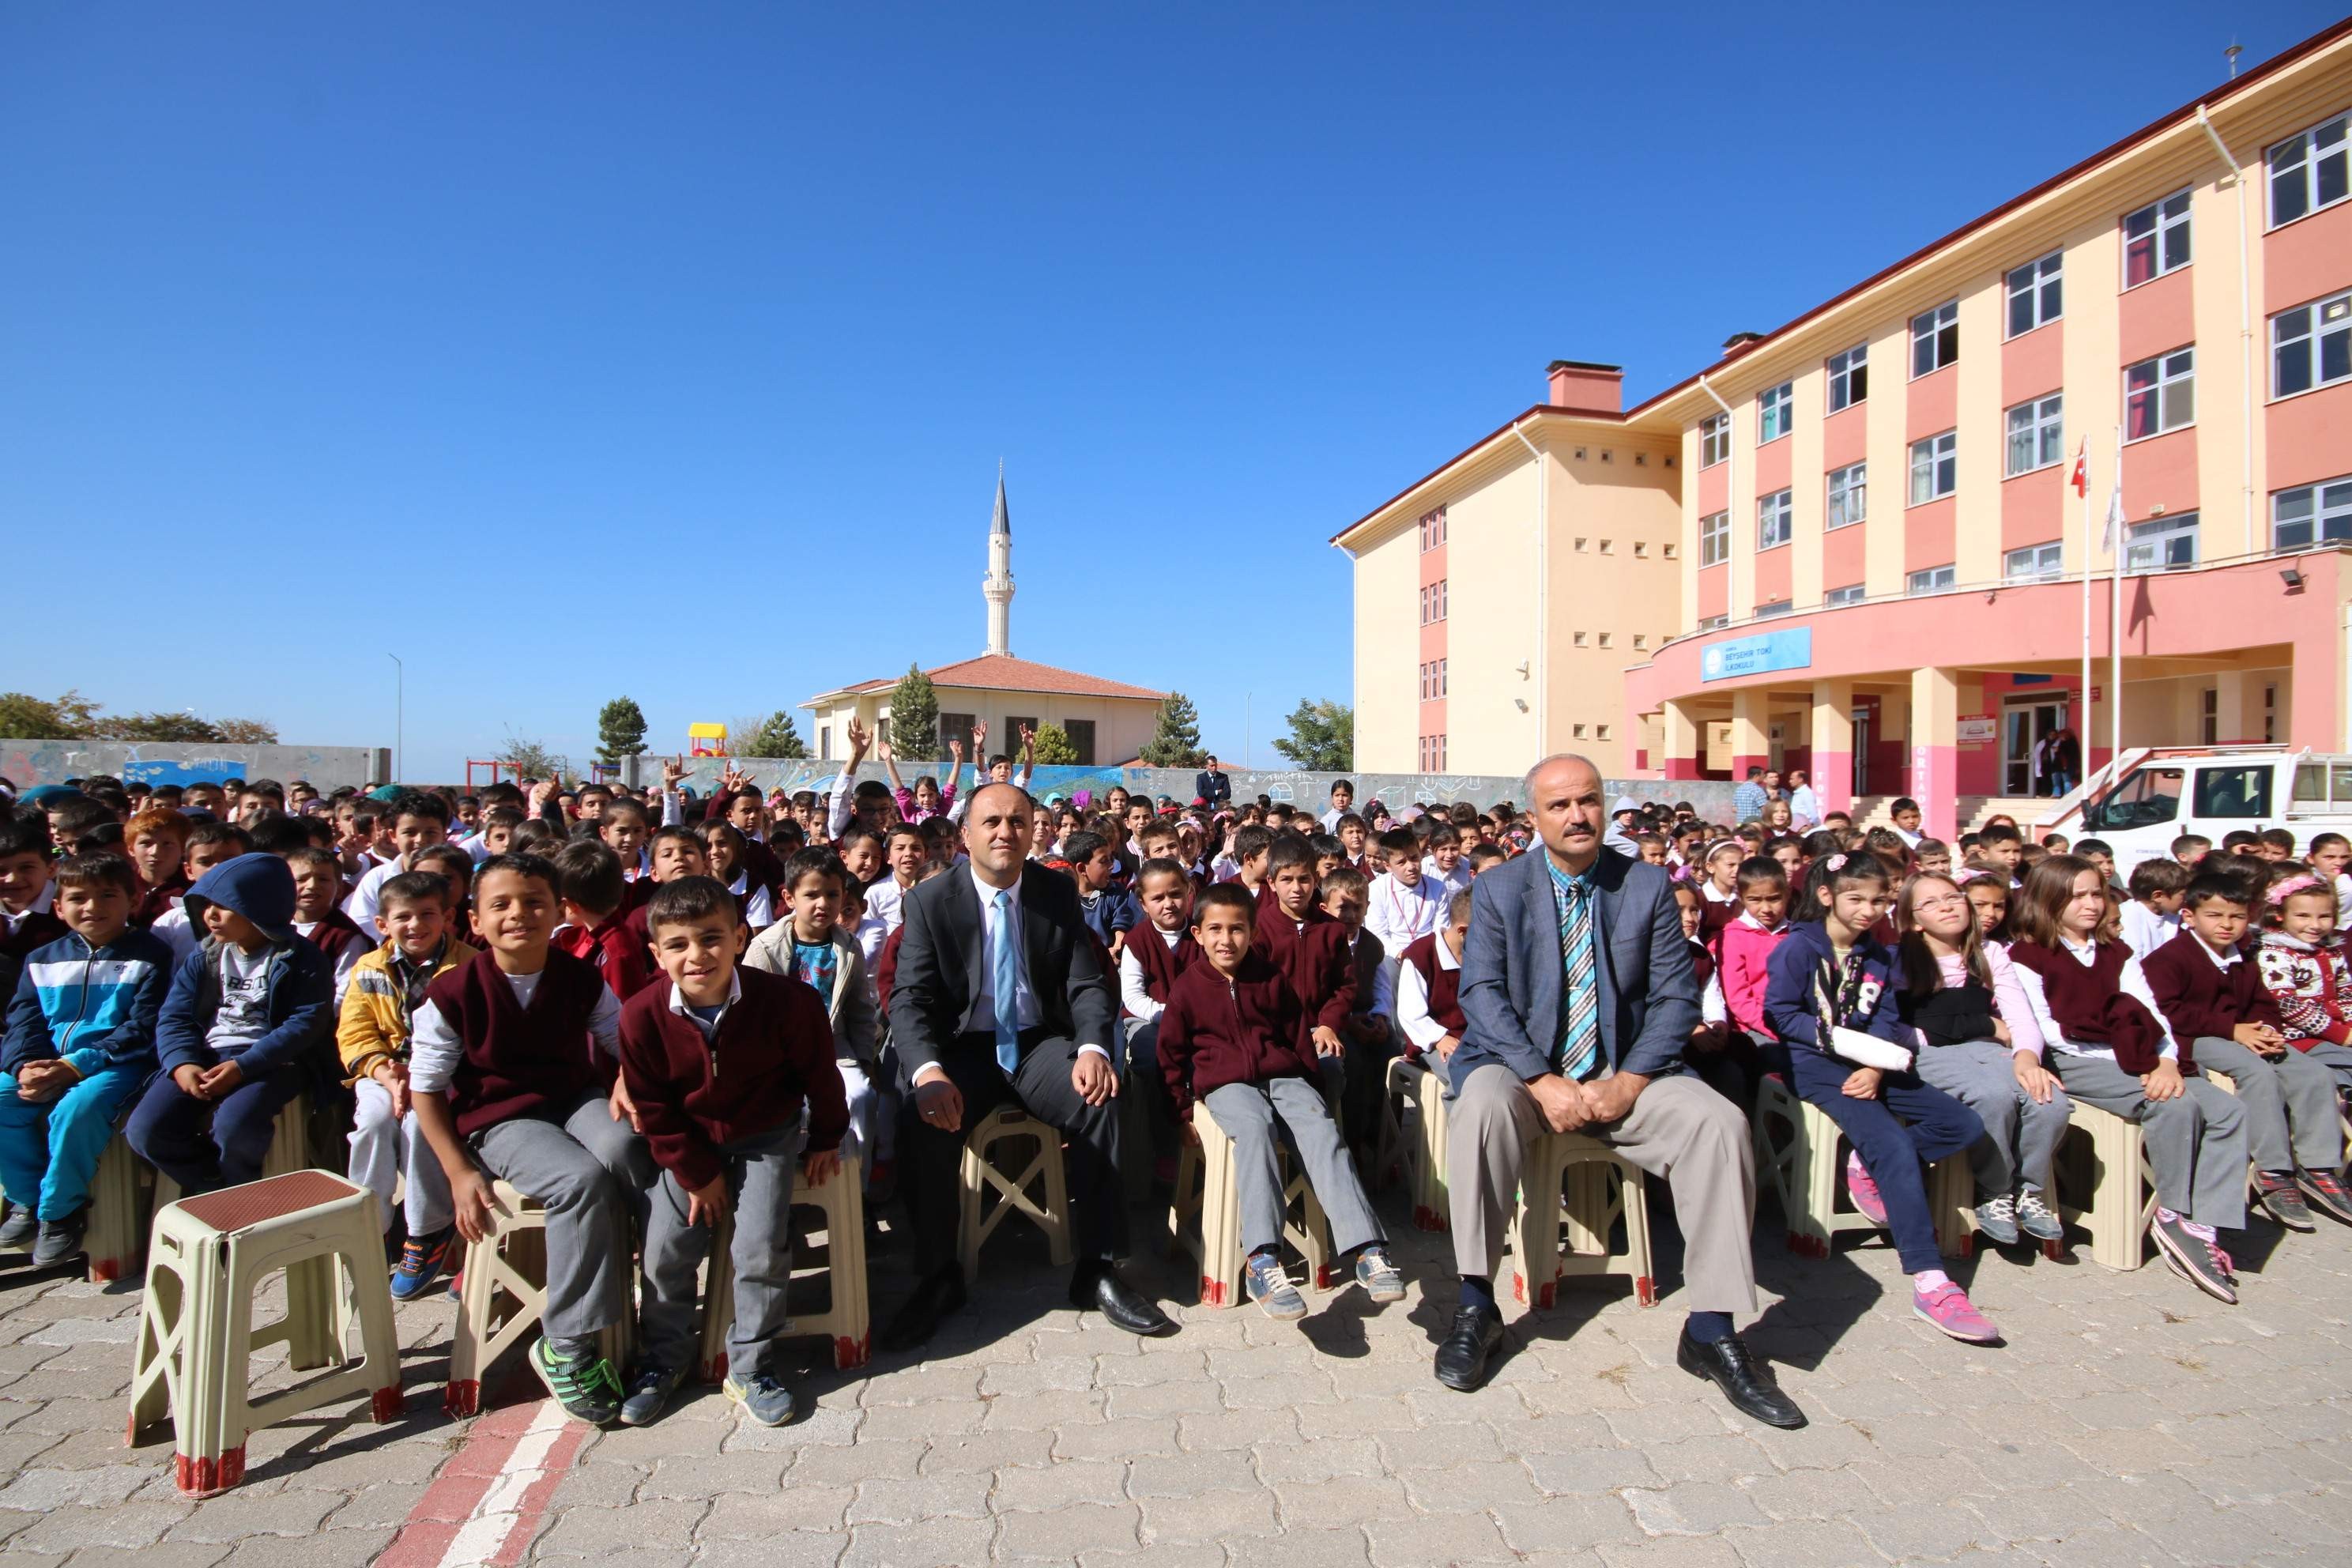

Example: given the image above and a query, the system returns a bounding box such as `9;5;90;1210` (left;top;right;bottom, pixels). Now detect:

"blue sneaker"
1354;1246;1405;1304
722;1373;796;1427
390;1226;456;1302
1244;1251;1306;1321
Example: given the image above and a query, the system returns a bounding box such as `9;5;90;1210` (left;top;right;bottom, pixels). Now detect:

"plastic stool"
1753;1074;1973;1260
127;1170;402;1497
958;1108;1072;1284
696;1155;870;1377
1386;1057;1453;1231
444;1181;633;1416
2054;1102;2158;1270
1167;1099;1332;1308
1;1136;150;1284
150;1093;315;1212
1512;1130;1655;1307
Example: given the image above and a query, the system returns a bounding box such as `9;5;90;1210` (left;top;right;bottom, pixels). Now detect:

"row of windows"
1566;722;1615;741
1416;506;1448;552
1419;579;1448;624
1569;629;1662;650
1417;659;1448;700
1418;734;1448;771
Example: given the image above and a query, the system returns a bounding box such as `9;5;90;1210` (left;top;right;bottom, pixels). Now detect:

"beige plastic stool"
2198;1065;2305;1194
1386;1057;1453;1231
1167;1099;1332;1309
1752;1074;1973;1261
443;1182;633;1415
1511;1130;1656;1308
959;1108;1072;1283
127;1170;403;1498
0;1136;151;1284
696;1156;870;1377
2054;1102;2158;1269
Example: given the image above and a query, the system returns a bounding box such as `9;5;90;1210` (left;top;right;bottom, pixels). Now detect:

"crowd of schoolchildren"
3;747;2350;1431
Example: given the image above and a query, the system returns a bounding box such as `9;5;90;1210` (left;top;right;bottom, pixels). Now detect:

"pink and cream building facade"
1345;20;2352;838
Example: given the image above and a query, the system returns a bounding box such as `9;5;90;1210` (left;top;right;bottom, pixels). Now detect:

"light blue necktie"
1548;861;1600;1081
991;889;1021;1075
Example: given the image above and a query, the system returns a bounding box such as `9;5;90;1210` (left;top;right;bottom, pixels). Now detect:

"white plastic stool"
697;1155;870;1377
958;1108;1072;1283
1167;1099;1333;1309
1386;1057;1453;1232
1;1136;150;1285
126;1170;402;1497
1752;1074;1973;1261
1512;1130;1656;1308
444;1181;633;1416
2054;1102;2158;1270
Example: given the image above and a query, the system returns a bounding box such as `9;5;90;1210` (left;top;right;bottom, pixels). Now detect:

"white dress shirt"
2118;899;2178;960
1395;934;1460;1053
1118;925;1185;1023
408;968;624;1094
2007;934;2179;1063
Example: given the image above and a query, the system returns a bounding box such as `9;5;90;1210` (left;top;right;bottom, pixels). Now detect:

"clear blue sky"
3;4;2339;782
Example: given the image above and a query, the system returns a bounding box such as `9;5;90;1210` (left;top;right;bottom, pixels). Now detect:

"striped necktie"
1548;861;1600;1080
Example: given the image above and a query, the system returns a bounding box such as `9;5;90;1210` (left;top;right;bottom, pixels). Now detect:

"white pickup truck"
2067;747;2352;873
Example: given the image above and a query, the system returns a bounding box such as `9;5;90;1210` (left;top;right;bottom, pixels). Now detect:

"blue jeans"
0;1063;149;1221
1787;1047;1984;1273
125;1065;308;1196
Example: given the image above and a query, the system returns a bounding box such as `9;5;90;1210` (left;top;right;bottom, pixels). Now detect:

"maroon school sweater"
1398;933;1466;1035
1157;952;1322;1117
1126;922;1202;1011
2142;935;2285;1047
1251;900;1356;1034
424;948;610;1138
616;966;849;1192
303;908;369;967
2008;939;2174;1075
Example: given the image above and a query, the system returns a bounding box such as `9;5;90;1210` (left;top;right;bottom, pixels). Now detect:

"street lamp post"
387;654;403;785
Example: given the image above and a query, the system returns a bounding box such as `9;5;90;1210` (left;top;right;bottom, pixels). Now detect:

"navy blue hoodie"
156;855;334;1079
1762;918;1907;1057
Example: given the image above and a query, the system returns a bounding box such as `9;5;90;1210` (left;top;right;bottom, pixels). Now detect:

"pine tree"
596;696;650;764
742;710;808;759
1138;692;1207;768
886;664;940;761
1272;699;1353;771
1030;722;1080;766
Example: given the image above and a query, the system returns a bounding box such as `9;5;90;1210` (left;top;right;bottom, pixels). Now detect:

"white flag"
2102;476;2124;558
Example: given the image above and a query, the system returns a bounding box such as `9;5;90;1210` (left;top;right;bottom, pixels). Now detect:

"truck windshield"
2092;767;2183;831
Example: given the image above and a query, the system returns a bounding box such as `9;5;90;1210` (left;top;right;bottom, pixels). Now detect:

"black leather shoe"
1677;1329;1807;1429
1433;1303;1505;1392
1071;1264;1177;1336
878;1265;967;1352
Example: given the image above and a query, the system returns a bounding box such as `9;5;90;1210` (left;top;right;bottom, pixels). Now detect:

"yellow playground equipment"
688;722;729;756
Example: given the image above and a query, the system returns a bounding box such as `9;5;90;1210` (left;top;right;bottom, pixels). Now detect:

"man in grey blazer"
1436;755;1803;1429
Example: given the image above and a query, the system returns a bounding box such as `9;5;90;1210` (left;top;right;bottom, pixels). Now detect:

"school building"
1341;19;2352;838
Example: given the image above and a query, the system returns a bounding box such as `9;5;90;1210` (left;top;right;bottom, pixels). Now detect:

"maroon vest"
1400;933;1466;1033
424;948;609;1137
1128;925;1201;1010
304;909;368;966
2007;939;2172;1074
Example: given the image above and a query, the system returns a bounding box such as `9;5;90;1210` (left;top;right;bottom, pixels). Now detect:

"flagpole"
2076;438;2091;760
2109;424;2124;765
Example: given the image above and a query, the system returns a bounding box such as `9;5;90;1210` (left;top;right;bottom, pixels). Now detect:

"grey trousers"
350;1078;453;1234
1204;1076;1383;1257
1446;1065;1757;1314
2046;1053;2247;1229
2297;1039;2352;1095
639;1119;806;1381
1913;1041;2072;1198
469;1091;654;1341
2188;1036;2343;1172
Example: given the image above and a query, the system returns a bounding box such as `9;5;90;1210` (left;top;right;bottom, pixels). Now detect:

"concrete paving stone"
1091;1348;1205;1387
1125;1448;1260;1498
1272;1476;1416;1530
1380;1419;1513;1466
721;1400;861;1450
845;1473;991;1525
70;1542;231;1568
318;1480;432;1531
1843;1454;1994;1507
696;1484;855;1536
217;1527;395;1568
786;1438;925;1484
1136;1487;1280;1543
1625;1481;1770;1536
1603;1399;1744;1447
989;1457;1127;1510
920;1429;1056;1474
14;1501;190;1553
1072;1547;1225;1568
1491;1493;1645;1552
1396;1459;1544;1513
160;1488;341;1546
1638;1431;1776;1487
1052;1417;1182;1462
855;1398;984;1440
1251;1435;1385;1483
1594;1536;1749;1568
1361;1511;1516;1565
689;1535;848;1568
1174;1407;1297;1450
1845;1502;2007;1561
541;1459;646;1510
981;1389;1108;1431
992;1502;1141;1560
1521;1445;1666;1496
0;1464;151;1511
641;1450;790;1498
1299;1395;1415;1436
1102;1378;1222;1419
531;1498;709;1556
1728;1468;1857;1525
854;1363;983;1406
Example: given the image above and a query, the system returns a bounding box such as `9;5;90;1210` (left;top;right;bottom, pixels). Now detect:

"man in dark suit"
880;782;1174;1348
1194;756;1232;810
1437;755;1803;1429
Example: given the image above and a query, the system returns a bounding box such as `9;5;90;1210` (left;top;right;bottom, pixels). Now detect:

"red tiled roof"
808;654;1166;707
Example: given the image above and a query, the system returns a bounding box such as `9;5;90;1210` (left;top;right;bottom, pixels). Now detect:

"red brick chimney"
1546;360;1623;416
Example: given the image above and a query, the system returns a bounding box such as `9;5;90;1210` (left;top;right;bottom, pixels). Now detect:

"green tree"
1138;692;1207;768
741;710;807;760
1272;699;1354;771
597;696;650;764
886;664;940;761
1030;722;1080;766
0;690;102;737
214;718;281;744
500;730;571;783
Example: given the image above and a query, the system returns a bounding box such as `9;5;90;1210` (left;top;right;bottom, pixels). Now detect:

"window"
1438;658;1446;696
2090;767;2181;831
2192;764;2273;820
1600;539;1615;555
1826;462;1867;530
1699;413;1731;468
1061;719;1096;766
1598;632;1613;648
2272;289;2351;398
1827;343;1868;410
1698;510;1730;567
1663;542;1679;559
1418;734;1447;771
2004;541;2064;582
2268;110;2348;228
2005;394;2064;476
1633;542;1648;558
1753;601;1792;619
1419;580;1449;623
1757;383;1792;443
939;712;976;754
1826;583;1866;606
1757;488;1793;549
1007;715;1038;744
1633;634;1647;649
1417;507;1448;552
2125;512;2199;574
1570;724;1586;740
2123;189;2192;286
2126;348;2196;436
1596;724;1612;741
1911;300;1959;376
818;725;830;760
1418;662;1430;700
1698;614;1730;631
2199;688;2218;747
1573;631;1587;648
2005;252;2063;337
2274;477;2352;552
1906;565;1956;595
1909;431;1957;504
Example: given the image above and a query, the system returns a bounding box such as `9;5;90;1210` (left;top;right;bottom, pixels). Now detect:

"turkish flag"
2068;437;2088;498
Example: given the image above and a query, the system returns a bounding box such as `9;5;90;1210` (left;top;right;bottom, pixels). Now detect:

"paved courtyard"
0;1181;2347;1568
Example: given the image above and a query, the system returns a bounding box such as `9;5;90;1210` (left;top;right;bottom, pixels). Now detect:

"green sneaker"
530;1337;623;1426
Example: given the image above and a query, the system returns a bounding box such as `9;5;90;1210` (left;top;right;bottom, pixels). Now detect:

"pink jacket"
1715;915;1786;1038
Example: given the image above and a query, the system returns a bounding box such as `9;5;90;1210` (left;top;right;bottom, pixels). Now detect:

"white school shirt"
151;903;198;967
1117;925;1185;1024
2118;899;2179;960
343;854;415;929
1894;827;1924;849
861;875;910;935
407;969;624;1095
2007;934;2179;1063
1395;935;1461;1054
726;870;775;931
294;921;367;1008
1419;857;1472;902
2;882;55;937
848;912;887;968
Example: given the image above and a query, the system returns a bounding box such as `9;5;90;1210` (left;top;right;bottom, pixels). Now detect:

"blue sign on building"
1699;627;1814;682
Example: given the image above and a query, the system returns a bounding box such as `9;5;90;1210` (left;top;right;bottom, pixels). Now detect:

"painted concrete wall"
0;742;390;791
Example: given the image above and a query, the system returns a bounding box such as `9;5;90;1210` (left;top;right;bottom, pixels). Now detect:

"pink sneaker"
1913;1280;2001;1344
1844;1151;1888;1227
